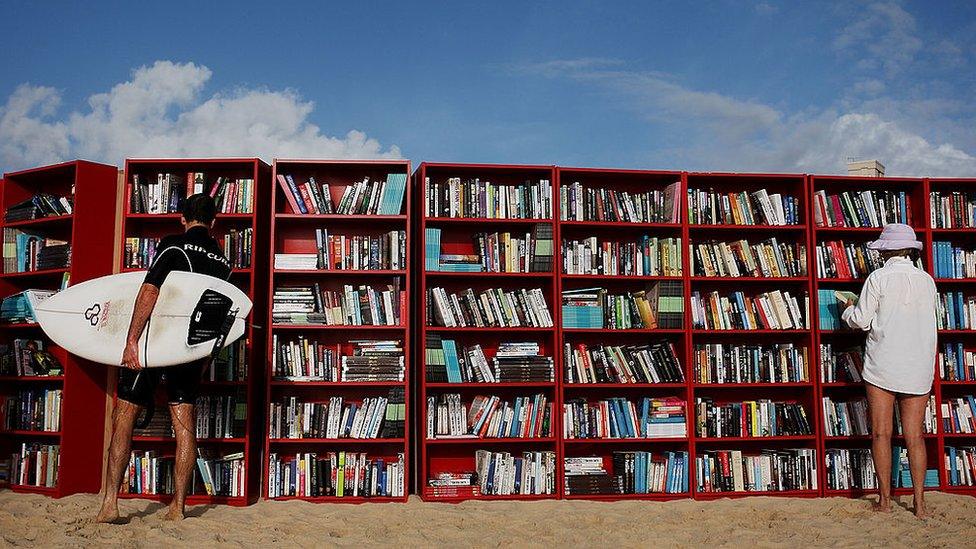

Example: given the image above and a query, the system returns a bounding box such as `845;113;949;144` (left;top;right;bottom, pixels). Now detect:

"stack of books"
340;340;405;382
560;181;681;223
425;225;552;273
2;230;70;272
473;449;555;496
221;228;252;269
0;339;61;377
562;283;683;330
563;452;689;495
131;173;253;214
0;290;56;324
271;335;340;381
4;194;72;222
563;397;687;439
194;394;245;438
10;443;59;488
425;337;554;383
687;187;800;225
272;282;404;326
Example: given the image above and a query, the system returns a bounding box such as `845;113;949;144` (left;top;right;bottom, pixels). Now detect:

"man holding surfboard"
97;194;232;523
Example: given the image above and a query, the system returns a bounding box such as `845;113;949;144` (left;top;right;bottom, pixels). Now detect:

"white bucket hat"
866;223;923;251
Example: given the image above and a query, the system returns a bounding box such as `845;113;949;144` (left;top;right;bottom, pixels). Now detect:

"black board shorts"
117;360;206;407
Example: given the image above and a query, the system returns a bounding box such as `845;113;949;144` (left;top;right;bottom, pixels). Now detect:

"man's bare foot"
163;506;185;521
95;503;127;524
873;498;892;512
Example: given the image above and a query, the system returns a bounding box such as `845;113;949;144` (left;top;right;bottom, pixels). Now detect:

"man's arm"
120;283;160;370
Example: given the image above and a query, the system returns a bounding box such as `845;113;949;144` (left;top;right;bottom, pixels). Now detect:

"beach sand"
2;491;975;547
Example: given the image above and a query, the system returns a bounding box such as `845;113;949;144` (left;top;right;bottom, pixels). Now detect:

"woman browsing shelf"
840;223;936;517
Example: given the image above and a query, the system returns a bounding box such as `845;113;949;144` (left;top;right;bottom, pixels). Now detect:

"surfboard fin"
187;289;234;345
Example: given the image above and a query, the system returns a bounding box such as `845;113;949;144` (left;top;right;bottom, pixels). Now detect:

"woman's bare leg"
898;393;930;518
866;383;895;511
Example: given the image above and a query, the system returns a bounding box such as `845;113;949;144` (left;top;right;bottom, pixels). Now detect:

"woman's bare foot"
873;497;892;512
95;503;127;524
913;498;926;518
163;504;185;521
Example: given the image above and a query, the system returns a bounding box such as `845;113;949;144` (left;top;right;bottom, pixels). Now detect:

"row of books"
940;341;976;382
563;397;687;439
272;282;404;326
816;289;851;331
933;241;976;279
270;337;404;382
562;236;681;277
277;173;407;216
822;395;937;437
563;452;688;495
930;191;976;229
691;238;805;278
8;443;59;488
2;389;61;432
815;240;882;279
892;448;940;488
2;229;70;273
427;287;553;328
124;228;253;269
425;226;553;274
425;337;554;383
690;289;808;331
562;282;683;330
211;339;246;382
267;452;405;498
269;393;401;440
560;181;681;223
195;394;246;439
692;343;810;384
813;189;911;228
273;229;406;271
426;393;552;439
0;291;55;325
687;187;800;226
818;345;863;383
4;193;72;222
425;177;553;220
694;399;812;438
942;396;976;434
131;173;254;214
696;449;818;493
563;342;684;384
946;446;976;486
824;448;876;490
0;338;61;377
122;450;245;497
937;291;976;330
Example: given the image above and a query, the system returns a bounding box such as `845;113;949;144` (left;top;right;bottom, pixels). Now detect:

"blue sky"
1;0;974;175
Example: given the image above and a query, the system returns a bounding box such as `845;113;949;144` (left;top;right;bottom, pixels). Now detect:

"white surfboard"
33;271;252;368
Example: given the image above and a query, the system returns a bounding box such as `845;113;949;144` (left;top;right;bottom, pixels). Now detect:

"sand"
1;491;975;547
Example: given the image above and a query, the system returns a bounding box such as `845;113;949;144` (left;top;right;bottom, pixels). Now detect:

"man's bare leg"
166;402;196;521
899;393;931;518
866;383;895;512
96;400;143;523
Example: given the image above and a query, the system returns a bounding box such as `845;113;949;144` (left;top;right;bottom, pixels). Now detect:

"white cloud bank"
0;61;401;172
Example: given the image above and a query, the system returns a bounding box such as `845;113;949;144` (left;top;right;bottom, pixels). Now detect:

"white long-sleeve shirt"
841;256;937;394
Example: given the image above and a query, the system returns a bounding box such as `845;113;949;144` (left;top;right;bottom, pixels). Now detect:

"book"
561;287;661;330
130;173;253;214
693;343;809;384
272;281;403;326
425;177;552;219
694;398;812;437
269;389;403;440
691;289;808;330
944;446;976;487
274;229;406;271
942;395;976;434
939;341;976;382
687;187;800;225
825;448;877;490
194;393;246;439
560;181;680;223
930;191;976;229
936;291;976;330
426;339;554;383
4;193;72;222
696;449;817;493
818;344;864;383
2;389;62;432
192;449;245;497
564;451;689;495
0;290;56;324
564;342;683;384
815;241;882;279
2;229;70;273
691;238;805;278
267;452;404;498
934;241;976;279
563;235;681;276
427;287;553;328
834;290;859;303
432;225;551;273
10;443;59;488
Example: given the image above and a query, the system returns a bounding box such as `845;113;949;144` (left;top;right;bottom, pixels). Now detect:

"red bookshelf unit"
117;158;270;505
556;167;690;500
809;175;938;497
0;159;119;497
926;177;976;496
686;172;819;499
415;163;559;502
265;159;410;502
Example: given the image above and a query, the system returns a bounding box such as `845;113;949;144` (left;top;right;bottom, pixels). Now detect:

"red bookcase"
556;167;690;500
117;158;270;505
809;175;934;498
925;177;976;496
264;159;411;503
686;172;819;499
415;163;559;502
0;159;119;497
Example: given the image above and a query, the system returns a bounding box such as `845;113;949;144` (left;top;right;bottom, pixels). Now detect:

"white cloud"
0;60;400;172
521;58;976;176
755;2;779;15
833;1;922;78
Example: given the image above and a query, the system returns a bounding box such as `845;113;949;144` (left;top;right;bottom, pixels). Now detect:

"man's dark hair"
182;193;217;225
